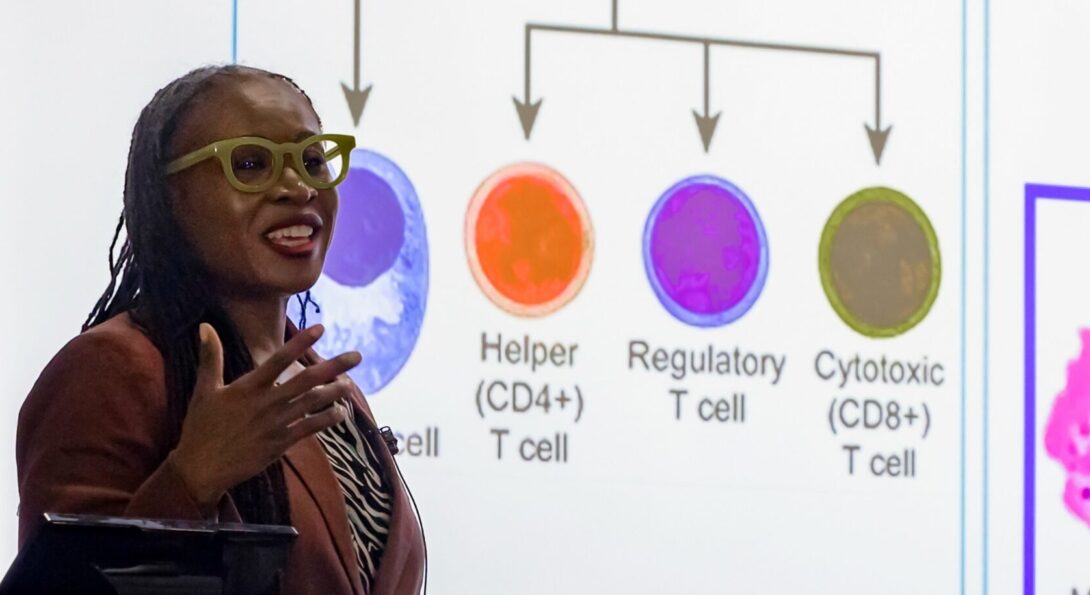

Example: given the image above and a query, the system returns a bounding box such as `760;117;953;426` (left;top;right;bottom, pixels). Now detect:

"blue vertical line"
959;0;968;592
983;0;991;592
231;0;238;63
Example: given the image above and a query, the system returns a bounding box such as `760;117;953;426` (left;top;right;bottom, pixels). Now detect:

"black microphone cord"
380;426;428;595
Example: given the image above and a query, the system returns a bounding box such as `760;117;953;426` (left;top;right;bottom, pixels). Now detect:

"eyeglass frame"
165;133;357;193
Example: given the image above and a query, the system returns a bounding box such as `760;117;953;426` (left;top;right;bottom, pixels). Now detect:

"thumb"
195;323;225;392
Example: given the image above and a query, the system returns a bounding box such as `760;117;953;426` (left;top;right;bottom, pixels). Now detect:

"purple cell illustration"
642;175;768;327
290;149;428;394
324;166;406;288
1044;329;1090;528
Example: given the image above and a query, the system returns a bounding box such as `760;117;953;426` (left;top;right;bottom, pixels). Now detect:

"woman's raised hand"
171;323;361;512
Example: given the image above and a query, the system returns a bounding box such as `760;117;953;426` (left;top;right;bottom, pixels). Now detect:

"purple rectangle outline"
1023;182;1090;594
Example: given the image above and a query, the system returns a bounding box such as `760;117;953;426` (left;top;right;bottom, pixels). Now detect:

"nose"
271;163;317;205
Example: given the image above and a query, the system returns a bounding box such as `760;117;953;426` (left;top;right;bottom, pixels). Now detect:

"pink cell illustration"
1044;329;1090;528
1062;471;1090;525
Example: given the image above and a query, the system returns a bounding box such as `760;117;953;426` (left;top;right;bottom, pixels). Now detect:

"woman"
15;65;424;595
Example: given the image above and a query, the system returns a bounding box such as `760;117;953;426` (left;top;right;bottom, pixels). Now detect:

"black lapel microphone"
379;426;400;455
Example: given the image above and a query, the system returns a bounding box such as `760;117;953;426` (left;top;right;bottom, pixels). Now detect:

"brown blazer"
16;313;424;595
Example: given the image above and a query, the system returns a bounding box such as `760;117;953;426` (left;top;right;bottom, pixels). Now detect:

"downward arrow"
513;97;542;140
692;42;720;153
864;59;892;164
864;123;892;164
342;83;372;128
341;0;371;127
514;25;543;140
693;111;721;153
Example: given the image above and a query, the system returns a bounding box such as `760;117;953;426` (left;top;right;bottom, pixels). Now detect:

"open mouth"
266;224;316;248
263;217;323;256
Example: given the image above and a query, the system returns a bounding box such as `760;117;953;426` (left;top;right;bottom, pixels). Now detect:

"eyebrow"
293;130;321;142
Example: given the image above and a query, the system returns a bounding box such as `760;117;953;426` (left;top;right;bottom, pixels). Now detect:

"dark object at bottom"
0;513;297;595
380;426;400;454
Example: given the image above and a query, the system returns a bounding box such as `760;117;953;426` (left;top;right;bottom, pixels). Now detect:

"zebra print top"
315;406;393;594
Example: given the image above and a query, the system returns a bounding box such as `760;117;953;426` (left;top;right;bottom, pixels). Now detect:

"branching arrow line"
341;0;372;127
611;0;618;31
524;23;532;102
529;23;879;59
693;41;721;153
513;23;542;139
352;0;360;90
865;56;892;164
514;19;892;164
703;42;709;116
875;58;881;127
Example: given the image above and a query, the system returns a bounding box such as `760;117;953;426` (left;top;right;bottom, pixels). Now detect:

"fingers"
276;379;353;427
194;323;225;393
270;351;362;402
284;403;347;445
241;324;326;389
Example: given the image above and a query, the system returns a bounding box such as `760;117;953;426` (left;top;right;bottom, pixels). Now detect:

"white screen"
1;0;1080;593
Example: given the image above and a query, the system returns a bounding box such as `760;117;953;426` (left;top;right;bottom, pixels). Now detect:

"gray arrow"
513;24;543;139
341;0;372;127
863;57;891;164
521;20;891;164
692;42;721;153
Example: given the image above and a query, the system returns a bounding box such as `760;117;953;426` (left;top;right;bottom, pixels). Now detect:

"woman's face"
167;74;337;300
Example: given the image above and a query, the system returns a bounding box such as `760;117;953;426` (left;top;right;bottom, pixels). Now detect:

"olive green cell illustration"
818;187;941;338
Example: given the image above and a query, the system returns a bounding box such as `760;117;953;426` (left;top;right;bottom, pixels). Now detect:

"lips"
263;213;324;257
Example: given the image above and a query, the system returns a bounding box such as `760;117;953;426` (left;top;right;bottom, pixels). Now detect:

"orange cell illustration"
466;163;593;317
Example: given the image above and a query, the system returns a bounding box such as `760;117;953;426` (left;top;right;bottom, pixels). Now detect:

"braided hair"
85;64;322;525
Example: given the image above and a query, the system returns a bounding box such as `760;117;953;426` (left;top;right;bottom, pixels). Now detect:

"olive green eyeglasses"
165;133;357;193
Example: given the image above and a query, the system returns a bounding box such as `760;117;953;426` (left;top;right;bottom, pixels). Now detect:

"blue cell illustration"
291;149;428;394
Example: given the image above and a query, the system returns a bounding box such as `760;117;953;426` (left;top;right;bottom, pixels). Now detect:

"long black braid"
84;64;324;525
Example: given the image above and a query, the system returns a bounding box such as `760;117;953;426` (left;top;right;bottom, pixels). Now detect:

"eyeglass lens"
303;138;346;183
229;139;347;187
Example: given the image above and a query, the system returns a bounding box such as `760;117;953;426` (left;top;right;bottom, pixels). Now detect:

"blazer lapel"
282;436;364;595
281;321;364;594
346;386;420;595
288;321;422;594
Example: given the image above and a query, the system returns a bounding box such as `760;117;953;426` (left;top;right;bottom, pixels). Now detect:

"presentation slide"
302;2;963;592
4;0;1089;593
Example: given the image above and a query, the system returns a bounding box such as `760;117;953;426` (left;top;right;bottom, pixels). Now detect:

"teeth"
266;225;314;240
